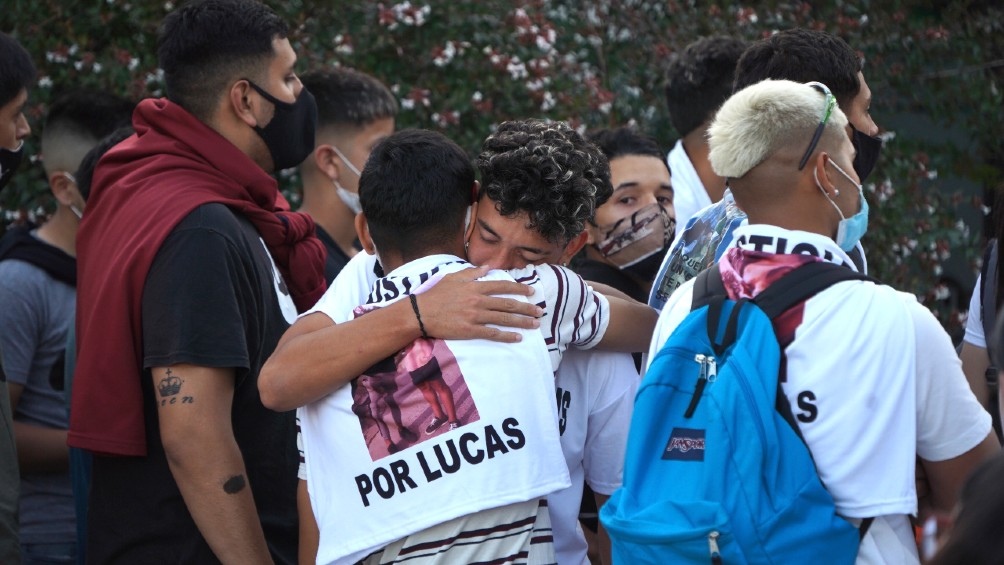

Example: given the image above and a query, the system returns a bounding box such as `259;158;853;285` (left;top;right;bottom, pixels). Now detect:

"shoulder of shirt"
173;202;244;232
160;203;250;248
0;258;55;288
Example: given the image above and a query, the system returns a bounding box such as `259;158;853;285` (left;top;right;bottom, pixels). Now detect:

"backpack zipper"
708;530;722;564
685;355;716;418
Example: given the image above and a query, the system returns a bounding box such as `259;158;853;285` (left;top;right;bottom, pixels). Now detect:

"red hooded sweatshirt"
69;98;326;456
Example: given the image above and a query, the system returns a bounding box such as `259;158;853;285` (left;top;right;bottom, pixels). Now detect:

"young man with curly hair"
262;119;649;564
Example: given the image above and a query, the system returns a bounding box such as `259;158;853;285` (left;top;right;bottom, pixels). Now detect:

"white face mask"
814;160;869;252
334;181;362;215
331;145;363;214
62;172;84;219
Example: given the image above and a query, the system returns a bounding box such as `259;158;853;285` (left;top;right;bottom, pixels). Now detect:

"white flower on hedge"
433;41;457;67
540;91;556;111
507;59;528;80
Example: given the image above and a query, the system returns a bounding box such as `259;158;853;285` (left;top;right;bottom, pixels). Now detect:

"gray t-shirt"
0;257;76;544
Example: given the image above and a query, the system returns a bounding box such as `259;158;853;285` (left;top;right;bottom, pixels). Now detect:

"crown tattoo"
158;369;182;397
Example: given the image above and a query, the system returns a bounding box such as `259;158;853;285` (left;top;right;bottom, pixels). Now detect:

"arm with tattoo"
154;364;272;565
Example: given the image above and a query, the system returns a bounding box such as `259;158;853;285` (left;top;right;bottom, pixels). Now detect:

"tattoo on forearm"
157;368;194;406
223;474;247;494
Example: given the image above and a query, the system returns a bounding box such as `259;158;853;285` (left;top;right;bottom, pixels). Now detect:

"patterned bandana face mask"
594;202;676;271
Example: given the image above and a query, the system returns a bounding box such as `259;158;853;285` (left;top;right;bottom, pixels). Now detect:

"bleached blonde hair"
708;79;849;179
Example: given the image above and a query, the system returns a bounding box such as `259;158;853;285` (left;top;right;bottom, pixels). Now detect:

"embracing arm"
259;266;543;411
155;364;272;565
597;294;658;353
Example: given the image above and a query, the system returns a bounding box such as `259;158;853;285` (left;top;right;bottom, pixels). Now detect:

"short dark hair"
44;89;134;142
734;28;862;109
359;129;474;259
76;127;134;202
157;0;289;121
301;67;397;130
42;89;134;174
477;119;611;244
0;33;36;108
664;36;747;137
586;126;668;174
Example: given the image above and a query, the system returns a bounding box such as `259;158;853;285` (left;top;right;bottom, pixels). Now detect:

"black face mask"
623;244;671;283
247;80;317;171
850;124;882;182
0;141;24;193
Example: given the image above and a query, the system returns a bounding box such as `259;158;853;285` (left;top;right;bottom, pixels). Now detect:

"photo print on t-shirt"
351;306;481;461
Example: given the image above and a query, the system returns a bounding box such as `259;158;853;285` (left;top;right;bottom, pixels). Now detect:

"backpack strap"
691;264;727;311
753;261;876;537
753;262;873;443
691;265;746;357
753;261;873;320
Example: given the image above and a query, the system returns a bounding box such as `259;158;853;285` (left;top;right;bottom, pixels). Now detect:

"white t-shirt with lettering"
647;225;991;565
301;253;614;564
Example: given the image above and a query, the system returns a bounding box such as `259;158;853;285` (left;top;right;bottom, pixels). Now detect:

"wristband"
409;293;429;339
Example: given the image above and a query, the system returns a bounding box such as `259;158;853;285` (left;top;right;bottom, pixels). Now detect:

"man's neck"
35;207;78;257
682;128;726;203
299;177;358;258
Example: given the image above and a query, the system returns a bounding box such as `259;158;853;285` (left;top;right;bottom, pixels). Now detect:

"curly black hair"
477;119;612;244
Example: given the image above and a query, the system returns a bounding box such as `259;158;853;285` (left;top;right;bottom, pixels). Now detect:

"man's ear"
312;144;340;181
559;230;590;265
470;180;480;205
812;152;838;197
228;79;260;128
48;172;76;207
355;212;374;254
463;187;480;244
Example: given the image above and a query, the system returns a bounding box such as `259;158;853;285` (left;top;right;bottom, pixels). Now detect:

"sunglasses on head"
797;81;837;171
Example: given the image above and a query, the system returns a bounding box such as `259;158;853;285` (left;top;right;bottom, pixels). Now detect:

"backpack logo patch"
662;427;705;461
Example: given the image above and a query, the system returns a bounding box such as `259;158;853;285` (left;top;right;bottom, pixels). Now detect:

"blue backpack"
601;261;872;564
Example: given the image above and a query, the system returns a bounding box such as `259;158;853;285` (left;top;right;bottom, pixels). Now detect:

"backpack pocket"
602;496;749;564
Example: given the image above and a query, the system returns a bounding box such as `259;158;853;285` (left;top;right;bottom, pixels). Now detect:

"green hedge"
3;0;1002;337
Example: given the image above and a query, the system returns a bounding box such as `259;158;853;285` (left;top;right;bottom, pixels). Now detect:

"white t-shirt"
300;255;571;565
964;273;986;348
667;139;712;246
305;251;627;564
550;348;638;565
647;225;991;565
